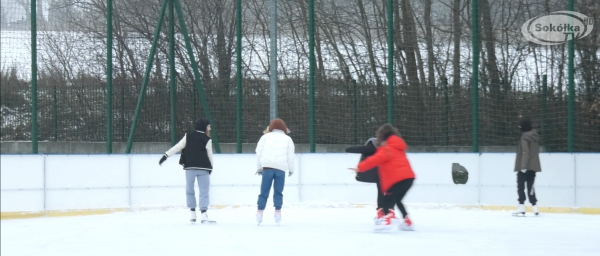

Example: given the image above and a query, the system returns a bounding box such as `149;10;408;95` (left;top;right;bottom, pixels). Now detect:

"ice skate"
399;215;414;231
374;208;384;225
512;204;526;217
200;212;216;224
256;210;264;225
274;210;282;225
374;209;396;232
533;205;539;216
190;211;197;224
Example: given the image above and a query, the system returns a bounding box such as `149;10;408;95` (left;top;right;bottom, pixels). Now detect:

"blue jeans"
257;169;286;210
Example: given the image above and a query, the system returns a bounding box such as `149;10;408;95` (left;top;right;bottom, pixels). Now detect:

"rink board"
1;153;599;215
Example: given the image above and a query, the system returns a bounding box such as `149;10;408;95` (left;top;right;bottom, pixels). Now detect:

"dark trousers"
383;178;414;218
517;170;537;205
376;180;385;210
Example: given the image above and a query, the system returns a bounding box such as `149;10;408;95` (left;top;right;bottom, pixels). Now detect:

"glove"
288;172;293;177
159;155;167;165
256;169;263;176
520;169;527;173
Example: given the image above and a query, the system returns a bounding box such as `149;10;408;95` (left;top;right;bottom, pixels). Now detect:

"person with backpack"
345;136;384;224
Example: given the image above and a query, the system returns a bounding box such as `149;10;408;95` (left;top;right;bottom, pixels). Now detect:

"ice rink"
2;205;599;256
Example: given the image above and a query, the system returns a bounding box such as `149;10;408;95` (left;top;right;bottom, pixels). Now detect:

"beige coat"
514;130;542;172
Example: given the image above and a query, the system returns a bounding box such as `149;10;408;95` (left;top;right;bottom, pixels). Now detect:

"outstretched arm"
165;134;187;157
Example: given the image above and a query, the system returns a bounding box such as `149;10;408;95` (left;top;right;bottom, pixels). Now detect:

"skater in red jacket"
353;124;416;230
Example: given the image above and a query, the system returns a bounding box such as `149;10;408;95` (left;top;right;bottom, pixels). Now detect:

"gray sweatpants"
185;169;210;211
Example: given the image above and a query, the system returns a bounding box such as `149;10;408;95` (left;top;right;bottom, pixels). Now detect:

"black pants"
517;171;537;205
383;178;414;218
376;180;385;210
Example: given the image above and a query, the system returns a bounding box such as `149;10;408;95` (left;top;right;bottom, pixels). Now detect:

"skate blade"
201;220;217;224
400;225;414;231
190;219;196;224
373;225;395;233
512;213;526;217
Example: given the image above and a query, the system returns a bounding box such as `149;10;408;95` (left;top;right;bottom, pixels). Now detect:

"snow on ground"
2;205;600;256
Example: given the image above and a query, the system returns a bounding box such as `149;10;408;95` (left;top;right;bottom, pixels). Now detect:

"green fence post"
542;75;548;149
31;0;38;154
236;0;243;153
353;79;358;145
126;0;169;153
53;86;58;141
472;0;480;153
107;0;114;153
121;83;125;141
174;0;221;153
169;0;177;146
443;77;449;146
387;0;394;125
567;0;575;152
309;0;316;153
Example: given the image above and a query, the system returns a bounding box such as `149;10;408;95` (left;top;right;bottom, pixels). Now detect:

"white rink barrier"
1;153;599;213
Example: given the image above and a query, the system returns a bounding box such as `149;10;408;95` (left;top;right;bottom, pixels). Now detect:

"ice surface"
2;205;599;256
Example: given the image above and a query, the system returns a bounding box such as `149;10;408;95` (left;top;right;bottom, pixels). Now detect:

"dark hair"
376;123;401;145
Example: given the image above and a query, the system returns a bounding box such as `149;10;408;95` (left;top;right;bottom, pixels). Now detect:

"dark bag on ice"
452;163;469;184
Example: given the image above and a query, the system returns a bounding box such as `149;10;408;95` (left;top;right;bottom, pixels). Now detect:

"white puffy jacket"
256;129;295;174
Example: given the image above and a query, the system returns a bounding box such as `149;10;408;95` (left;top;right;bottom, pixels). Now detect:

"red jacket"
357;135;415;193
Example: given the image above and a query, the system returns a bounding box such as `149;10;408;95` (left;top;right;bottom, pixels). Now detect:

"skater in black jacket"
345;137;384;223
158;118;216;224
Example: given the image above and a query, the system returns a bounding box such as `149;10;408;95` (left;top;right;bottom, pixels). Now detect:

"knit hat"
519;118;532;132
195;118;211;132
267;118;290;134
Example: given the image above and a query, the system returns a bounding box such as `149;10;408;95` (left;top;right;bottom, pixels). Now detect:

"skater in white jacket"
255;118;295;224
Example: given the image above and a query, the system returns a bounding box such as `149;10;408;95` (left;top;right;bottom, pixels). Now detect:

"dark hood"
521;129;539;143
195;118;210;132
365;138;378;148
519;118;532;132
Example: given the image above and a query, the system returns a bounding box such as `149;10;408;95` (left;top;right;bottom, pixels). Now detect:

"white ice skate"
374;210;397;232
533;205;539;216
200;212;216;224
190;211;197;224
256;210;264;225
512;204;526;217
399;216;414;231
274;210;281;225
374;208;384;225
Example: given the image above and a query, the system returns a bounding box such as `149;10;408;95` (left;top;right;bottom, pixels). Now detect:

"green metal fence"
1;0;599;153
